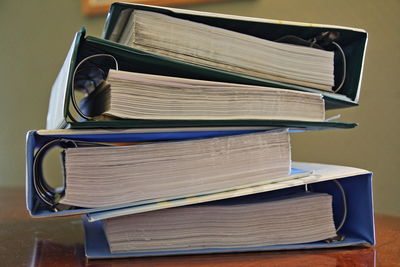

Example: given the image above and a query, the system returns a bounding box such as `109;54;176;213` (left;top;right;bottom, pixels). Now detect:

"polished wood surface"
1;187;399;267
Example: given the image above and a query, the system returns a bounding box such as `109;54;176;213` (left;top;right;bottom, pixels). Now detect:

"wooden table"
1;188;399;267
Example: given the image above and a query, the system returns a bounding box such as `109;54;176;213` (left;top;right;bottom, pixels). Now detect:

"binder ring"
331;41;346;93
332;179;347;232
306;179;347;236
33;139;115;209
33;139;77;208
70;54;119;121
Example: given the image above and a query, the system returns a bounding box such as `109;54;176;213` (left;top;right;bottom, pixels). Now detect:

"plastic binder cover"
83;164;374;259
46;27;360;130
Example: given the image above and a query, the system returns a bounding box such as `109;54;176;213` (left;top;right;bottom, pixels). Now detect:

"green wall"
0;0;399;216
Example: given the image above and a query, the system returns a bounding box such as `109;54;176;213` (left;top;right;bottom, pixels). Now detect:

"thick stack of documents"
116;10;335;91
98;70;326;121
62;130;291;208
26;2;374;260
104;192;337;254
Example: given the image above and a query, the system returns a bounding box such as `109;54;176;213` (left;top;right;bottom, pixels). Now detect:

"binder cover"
46;28;359;130
26;128;295;218
102;3;368;109
83;163;374;259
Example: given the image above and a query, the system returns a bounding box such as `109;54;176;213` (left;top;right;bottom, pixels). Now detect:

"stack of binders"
26;3;374;259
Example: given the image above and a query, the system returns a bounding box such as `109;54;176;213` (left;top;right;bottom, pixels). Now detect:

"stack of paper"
104;192;336;253
97;69;325;121
62;130;290;208
117;10;334;91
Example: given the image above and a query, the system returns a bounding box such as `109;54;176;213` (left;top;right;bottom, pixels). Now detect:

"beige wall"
0;0;398;215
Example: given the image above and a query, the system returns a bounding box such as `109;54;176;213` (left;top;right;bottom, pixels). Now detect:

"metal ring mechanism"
33;138;113;210
70;54;119;122
275;31;346;93
33;139;77;210
305;179;348;242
